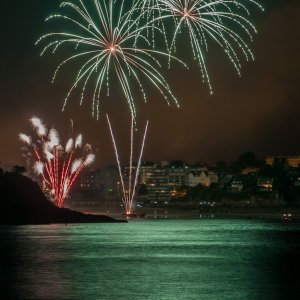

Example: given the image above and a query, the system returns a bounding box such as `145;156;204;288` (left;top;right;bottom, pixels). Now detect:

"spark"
154;0;263;93
44;149;55;161
106;114;148;216
19;133;32;146
75;134;82;148
48;129;60;149
132;0;169;49
84;143;92;151
19;116;95;208
30;116;47;137
65;138;74;153
71;159;83;174
36;0;186;119
33;161;44;175
84;153;96;166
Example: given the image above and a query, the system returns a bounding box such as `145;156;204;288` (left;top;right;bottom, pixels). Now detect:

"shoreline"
70;206;300;221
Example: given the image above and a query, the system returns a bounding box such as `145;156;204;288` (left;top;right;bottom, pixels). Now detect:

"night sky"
1;0;299;168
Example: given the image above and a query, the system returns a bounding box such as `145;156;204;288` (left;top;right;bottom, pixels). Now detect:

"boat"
282;213;292;222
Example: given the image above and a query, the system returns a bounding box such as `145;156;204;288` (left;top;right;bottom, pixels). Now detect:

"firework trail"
106;114;149;215
132;0;169;49
19;116;95;208
36;0;187;120
141;0;263;93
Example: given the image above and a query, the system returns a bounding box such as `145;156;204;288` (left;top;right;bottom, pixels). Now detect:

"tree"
11;165;26;174
138;183;147;195
238;152;261;167
215;161;227;173
230;152;261;172
170;160;185;168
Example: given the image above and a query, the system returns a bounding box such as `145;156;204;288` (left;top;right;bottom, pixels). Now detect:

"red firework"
19;116;95;207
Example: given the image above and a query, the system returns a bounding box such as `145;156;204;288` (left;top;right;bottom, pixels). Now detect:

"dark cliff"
0;171;125;225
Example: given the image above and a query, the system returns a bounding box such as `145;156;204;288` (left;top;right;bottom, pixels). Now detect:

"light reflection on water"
1;220;300;300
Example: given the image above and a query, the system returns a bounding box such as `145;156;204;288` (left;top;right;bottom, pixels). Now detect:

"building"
257;177;273;192
140;162;190;202
188;169;210;187
168;165;188;197
241;167;259;175
230;176;244;192
139;162;156;184
168;166;187;187
266;156;300;168
208;170;219;184
217;175;234;190
78;168;97;189
145;168;170;203
71;166;121;208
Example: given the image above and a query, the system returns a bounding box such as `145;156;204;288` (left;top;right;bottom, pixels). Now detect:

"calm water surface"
1;219;300;300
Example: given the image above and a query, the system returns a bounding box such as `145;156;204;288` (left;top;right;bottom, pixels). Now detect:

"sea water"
1;219;300;300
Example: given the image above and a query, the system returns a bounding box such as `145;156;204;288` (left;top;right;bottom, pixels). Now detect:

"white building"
188;170;210;187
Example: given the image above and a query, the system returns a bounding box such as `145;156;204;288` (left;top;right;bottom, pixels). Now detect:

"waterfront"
1;220;300;300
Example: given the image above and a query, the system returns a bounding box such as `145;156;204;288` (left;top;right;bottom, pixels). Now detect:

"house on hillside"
257;177;273;192
217;175;234;190
241;167;259;175
188;170;210;187
230;176;244;192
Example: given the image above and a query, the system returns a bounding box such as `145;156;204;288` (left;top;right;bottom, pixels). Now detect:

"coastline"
73;206;300;221
0;172;127;225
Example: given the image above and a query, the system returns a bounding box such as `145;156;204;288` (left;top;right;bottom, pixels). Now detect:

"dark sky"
0;0;299;168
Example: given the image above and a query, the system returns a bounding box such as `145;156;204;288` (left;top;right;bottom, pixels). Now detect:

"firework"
132;0;169;49
106;114;148;216
19;117;95;208
30;116;47;137
147;0;263;93
36;0;186;119
19;133;32;146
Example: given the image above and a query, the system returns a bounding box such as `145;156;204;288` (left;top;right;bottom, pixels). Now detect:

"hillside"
0;170;125;225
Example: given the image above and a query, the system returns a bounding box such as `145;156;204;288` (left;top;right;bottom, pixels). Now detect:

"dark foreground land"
0;171;125;225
